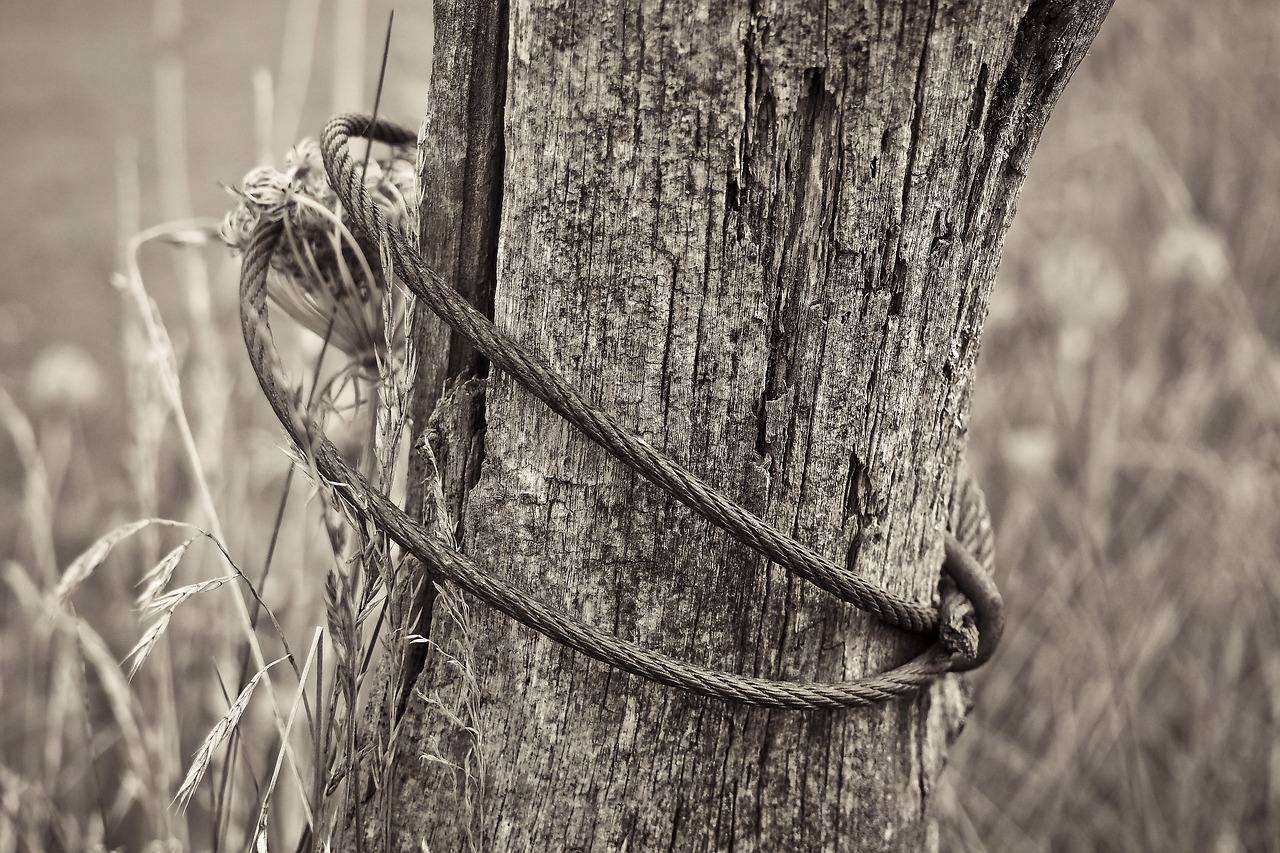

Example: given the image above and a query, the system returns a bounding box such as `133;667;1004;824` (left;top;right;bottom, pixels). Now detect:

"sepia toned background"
1;0;1277;850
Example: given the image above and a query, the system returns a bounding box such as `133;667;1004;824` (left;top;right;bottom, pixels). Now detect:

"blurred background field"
1;0;1278;850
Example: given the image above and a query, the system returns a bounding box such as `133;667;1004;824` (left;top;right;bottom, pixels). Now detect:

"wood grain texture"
351;1;1113;849
340;0;508;848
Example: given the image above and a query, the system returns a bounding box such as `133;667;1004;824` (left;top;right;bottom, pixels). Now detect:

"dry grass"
1;1;434;849
1;0;1278;850
941;2;1280;850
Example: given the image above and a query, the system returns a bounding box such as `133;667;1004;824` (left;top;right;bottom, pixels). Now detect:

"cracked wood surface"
347;0;1112;849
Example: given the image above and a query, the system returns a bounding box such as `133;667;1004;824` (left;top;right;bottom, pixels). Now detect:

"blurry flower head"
26;343;105;414
1001;425;1059;480
284;138;327;198
1149;222;1230;291
240;165;290;213
220;139;418;367
1033;238;1129;328
1032;237;1130;363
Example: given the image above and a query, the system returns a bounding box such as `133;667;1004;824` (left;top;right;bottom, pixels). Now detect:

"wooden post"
348;1;1112;848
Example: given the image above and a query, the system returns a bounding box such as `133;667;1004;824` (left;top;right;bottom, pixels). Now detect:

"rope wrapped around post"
237;113;1004;710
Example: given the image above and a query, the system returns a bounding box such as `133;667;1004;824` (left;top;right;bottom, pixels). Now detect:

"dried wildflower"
26;343;105;414
221;138;418;367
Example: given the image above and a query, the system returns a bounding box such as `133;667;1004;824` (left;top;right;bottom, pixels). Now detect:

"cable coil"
237;113;1004;710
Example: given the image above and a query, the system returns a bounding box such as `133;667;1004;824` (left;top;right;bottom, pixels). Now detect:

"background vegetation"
1;0;1276;850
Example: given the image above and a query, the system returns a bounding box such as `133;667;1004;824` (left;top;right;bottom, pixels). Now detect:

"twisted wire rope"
237;114;1003;709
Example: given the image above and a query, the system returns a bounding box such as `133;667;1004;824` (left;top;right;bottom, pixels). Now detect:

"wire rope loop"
236;112;1005;709
317;113;947;635
314;113;1005;672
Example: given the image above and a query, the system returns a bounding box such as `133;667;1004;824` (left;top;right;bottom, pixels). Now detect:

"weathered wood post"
350;1;1113;848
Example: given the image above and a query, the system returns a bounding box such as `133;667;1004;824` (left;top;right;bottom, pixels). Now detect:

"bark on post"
353;0;1112;848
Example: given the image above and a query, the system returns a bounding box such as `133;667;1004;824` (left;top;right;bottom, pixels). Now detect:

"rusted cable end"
938;575;979;661
940;534;1004;672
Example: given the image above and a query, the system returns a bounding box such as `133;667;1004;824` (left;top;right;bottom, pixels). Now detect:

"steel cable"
236;113;1003;709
